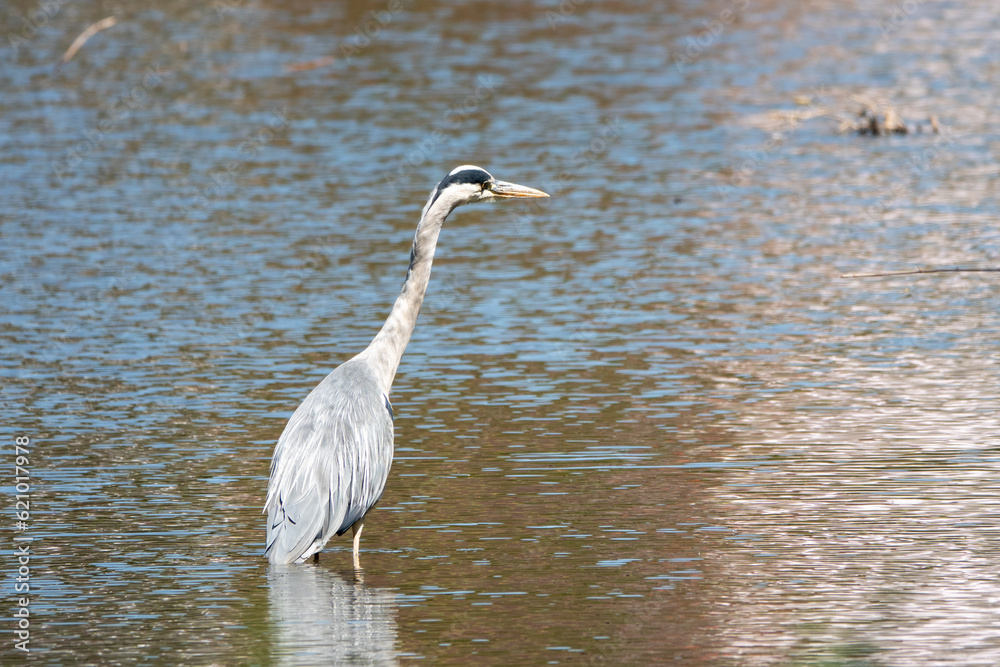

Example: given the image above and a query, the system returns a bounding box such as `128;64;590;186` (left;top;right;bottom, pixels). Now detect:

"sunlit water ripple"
2;0;999;664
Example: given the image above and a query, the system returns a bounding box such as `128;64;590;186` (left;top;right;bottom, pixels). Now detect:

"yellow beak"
491;180;549;199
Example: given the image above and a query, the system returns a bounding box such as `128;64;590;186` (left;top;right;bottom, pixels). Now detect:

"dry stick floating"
285;56;336;73
60;16;117;64
841;267;1000;278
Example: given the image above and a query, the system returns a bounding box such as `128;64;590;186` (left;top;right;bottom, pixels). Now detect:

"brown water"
3;0;1000;664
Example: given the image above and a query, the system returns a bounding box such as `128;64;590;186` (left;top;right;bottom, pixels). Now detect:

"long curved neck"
359;196;454;395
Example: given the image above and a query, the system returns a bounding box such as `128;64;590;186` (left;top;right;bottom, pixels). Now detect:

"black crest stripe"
428;167;492;208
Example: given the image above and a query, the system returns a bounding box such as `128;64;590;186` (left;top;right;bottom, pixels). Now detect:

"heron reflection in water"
268;565;397;664
264;166;548;566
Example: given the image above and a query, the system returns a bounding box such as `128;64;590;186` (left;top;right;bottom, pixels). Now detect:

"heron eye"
482;181;492;191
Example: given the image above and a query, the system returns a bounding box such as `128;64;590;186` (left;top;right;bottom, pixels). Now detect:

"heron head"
423;165;549;216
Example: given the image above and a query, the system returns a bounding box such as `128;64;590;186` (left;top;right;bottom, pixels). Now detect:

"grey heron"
264;165;548;567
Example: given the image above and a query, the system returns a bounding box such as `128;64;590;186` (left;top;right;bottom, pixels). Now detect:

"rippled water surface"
3;0;1000;664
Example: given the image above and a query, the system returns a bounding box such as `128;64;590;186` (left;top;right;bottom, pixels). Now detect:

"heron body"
264;165;548;566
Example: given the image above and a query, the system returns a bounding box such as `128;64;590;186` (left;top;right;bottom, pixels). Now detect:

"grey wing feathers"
264;359;394;564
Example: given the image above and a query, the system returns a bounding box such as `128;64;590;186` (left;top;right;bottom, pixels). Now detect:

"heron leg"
351;518;365;570
313;552;319;564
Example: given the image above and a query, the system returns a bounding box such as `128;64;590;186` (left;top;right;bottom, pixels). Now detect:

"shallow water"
2;0;999;664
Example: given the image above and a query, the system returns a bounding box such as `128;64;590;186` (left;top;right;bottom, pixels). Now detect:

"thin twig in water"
841;267;1000;278
285;56;336;73
60;16;117;64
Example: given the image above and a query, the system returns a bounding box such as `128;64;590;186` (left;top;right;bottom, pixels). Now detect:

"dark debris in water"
742;92;941;138
845;99;939;136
